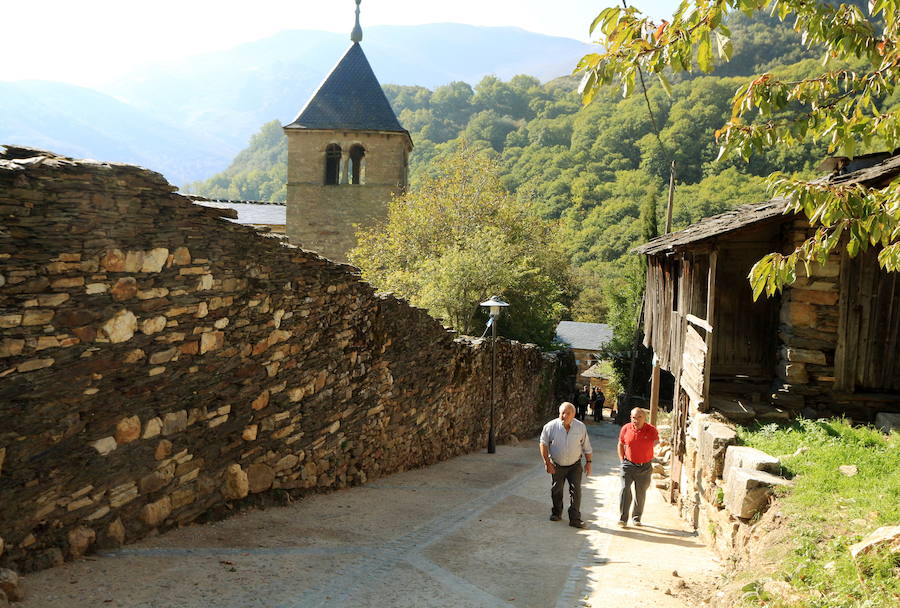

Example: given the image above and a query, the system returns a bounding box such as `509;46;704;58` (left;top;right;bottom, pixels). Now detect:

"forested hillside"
186;13;834;321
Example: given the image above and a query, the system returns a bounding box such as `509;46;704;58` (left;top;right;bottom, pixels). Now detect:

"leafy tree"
431;81;475;126
462;109;518;151
349;146;572;347
472;75;533;120
383;84;432;112
577;0;900;297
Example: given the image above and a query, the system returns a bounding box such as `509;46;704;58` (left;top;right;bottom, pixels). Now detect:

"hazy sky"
1;0;681;87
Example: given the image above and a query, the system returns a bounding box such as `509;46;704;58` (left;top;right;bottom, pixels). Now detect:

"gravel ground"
17;421;720;607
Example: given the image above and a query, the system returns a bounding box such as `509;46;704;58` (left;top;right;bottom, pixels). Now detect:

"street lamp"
480;295;509;454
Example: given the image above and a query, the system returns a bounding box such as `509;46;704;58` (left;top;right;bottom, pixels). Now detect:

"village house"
633;152;900;506
553;320;612;390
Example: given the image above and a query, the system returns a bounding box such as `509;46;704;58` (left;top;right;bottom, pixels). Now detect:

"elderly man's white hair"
559;402;576;414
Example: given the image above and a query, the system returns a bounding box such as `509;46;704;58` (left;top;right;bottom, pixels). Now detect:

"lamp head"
479;295;509;317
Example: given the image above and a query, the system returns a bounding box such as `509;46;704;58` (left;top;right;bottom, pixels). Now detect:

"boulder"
0;569;23;602
849;525;900;559
67;526;96;558
699;422;738;481
247;463;275;494
724;467;792;519
223;464;249;500
838;465;858;477
709;397;755;423
874;412;900;434
723;446;781;483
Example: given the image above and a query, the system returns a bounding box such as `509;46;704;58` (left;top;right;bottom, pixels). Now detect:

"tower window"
349;144;366;185
324;144;342;185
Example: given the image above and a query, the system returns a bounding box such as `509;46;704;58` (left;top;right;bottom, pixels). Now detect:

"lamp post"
480;295;509;454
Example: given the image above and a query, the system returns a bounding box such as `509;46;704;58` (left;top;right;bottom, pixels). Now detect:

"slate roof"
193;201;286;226
554;321;613;351
633;198;790;255
634;152;900;256
284;42;407;135
581;363;611;379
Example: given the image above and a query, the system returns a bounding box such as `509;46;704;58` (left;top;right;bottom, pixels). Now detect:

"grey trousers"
619;460;652;523
550;461;583;522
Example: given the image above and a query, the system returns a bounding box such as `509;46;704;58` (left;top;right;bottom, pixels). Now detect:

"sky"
0;0;681;87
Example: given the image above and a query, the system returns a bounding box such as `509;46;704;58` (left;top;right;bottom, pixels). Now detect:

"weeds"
736;418;899;608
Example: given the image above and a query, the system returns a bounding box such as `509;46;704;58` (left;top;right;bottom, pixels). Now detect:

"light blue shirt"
540;418;592;466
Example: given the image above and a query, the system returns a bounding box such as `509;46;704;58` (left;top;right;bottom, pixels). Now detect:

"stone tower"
283;0;412;263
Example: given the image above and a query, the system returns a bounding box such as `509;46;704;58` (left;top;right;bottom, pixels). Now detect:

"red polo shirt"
618;423;659;464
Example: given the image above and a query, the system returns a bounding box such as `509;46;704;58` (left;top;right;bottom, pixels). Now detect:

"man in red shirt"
617;407;659;527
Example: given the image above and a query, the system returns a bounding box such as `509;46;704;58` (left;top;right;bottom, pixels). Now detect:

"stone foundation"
671;414;792;558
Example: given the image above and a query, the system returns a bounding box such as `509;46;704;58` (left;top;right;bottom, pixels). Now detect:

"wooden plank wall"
681;324;707;406
837;248;900;391
645;254;710;383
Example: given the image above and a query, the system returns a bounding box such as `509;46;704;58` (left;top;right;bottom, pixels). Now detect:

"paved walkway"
20;422;719;607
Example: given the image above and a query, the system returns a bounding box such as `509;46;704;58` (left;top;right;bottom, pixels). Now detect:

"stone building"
553;321;612;390
283;1;412;263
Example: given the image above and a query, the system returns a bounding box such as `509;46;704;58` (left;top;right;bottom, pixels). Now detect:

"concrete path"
19;422;720;607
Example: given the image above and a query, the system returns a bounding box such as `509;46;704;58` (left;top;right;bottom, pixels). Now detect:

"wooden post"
665;160;676;234
649;354;661;426
701;250;718;409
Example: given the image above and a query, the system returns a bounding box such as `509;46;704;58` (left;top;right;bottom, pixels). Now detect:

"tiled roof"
284;42;407;134
554;321;613;351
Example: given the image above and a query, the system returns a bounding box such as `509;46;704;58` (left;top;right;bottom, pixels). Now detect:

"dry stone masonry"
666;414;794;558
0;147;571;574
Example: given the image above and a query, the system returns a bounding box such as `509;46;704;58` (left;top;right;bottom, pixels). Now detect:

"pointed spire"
351;0;363;43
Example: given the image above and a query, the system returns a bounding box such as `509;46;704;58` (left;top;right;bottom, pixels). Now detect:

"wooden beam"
686;314;712;333
649;355;661;426
701;250;718;409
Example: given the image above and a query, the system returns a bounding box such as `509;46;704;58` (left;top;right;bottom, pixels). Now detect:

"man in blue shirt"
539;402;593;528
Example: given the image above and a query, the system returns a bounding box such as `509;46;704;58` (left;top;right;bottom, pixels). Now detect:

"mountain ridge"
0;23;591;185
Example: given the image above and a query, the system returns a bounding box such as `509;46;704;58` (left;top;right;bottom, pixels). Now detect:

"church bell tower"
283;0;412;263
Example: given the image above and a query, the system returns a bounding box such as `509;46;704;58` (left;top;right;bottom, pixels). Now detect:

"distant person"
617;407;659;527
615;394;629;425
539;402;592;528
593;390;606;422
576;386;589;421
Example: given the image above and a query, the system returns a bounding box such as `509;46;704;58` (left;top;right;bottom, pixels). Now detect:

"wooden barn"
634;153;900;489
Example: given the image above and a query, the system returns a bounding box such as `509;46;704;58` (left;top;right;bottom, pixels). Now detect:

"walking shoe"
569;519;586;528
632;519;642;527
616;520;627;528
549;514;561;521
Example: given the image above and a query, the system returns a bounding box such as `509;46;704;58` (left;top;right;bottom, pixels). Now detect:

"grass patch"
736;418;899;608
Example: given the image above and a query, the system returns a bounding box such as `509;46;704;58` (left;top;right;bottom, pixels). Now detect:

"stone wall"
0;147;569;573
773;218;841;416
671;414;792;559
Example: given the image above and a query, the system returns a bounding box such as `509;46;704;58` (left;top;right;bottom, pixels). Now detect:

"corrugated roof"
554;321;613;351
634;152;900;256
284;42;407;134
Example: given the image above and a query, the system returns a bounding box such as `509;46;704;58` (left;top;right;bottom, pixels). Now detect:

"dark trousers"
550;461;583;522
619;460;652;523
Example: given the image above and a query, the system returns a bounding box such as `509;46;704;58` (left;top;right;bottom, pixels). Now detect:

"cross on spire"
351;0;363;43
